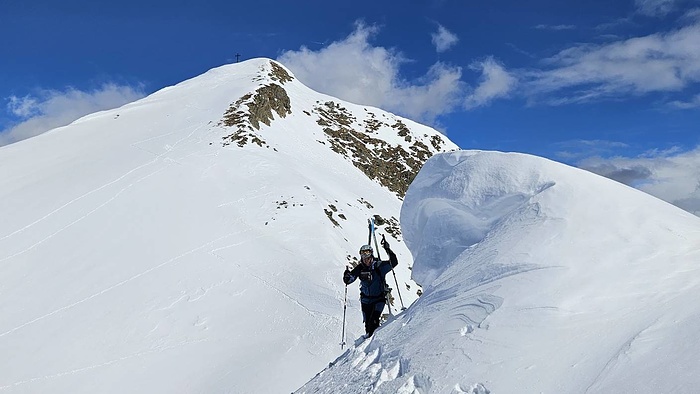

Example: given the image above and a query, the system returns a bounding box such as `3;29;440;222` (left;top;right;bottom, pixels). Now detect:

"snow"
4;57;700;393
296;150;700;393
0;58;453;393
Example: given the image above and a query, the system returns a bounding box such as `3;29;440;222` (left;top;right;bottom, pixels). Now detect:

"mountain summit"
0;58;457;393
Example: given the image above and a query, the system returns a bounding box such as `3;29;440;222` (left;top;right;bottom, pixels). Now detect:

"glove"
343;267;352;284
380;235;390;250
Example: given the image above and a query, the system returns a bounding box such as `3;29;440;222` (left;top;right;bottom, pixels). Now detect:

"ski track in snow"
0;166;167;264
0;233;234;339
0;160;163;244
0;122;205;247
0;337;209;391
209;244;325;319
584;321;657;393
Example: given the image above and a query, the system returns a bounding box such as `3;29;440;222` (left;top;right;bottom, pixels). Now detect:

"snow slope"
0;59;456;393
296;150;700;393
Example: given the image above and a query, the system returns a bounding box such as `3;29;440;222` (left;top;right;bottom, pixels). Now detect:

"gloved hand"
380;235;390;250
343;267;353;284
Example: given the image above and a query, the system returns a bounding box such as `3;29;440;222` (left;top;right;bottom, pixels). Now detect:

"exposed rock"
269;61;294;84
248;84;292;130
364;118;383;133
380;216;402;239
358;198;374;209
324;209;341;227
313;101;443;198
430;134;445;150
217;66;451;200
372;214;386;226
392;120;412;142
220;83;291;147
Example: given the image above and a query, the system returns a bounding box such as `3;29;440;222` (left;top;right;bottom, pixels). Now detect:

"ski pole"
341;284;348;349
383;234;406;311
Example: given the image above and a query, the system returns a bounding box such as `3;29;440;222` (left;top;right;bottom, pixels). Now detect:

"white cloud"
534;24;576;30
524;20;700;104
277;21;466;124
7;96;40;118
431;24;459;52
464;57;517;109
669;93;700;108
579;147;700;216
635;0;677;16
684;8;700;21
391;62;464;124
1;84;144;146
554;139;630;160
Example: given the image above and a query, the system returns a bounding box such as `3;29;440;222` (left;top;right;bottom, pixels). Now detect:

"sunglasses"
360;250;372;256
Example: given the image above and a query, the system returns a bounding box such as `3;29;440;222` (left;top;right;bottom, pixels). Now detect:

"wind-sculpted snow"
297;150;700;393
401;151;556;288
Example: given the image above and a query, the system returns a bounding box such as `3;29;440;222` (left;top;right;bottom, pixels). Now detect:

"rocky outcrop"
313;101;448;198
268;61;293;84
220;84;291;147
218;60;451;199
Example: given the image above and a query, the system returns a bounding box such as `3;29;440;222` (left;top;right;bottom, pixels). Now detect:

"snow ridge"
296;150;700;393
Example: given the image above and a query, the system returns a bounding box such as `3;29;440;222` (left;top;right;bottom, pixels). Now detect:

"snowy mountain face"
297;151;700;393
0;59;457;393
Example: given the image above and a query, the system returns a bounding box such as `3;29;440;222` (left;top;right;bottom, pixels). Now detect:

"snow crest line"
0;234;233;338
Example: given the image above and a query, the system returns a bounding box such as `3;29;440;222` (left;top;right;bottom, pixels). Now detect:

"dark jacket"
343;248;398;304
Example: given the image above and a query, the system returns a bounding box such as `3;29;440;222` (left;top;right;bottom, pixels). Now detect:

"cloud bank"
278;22;465;124
278;22;520;125
579;147;700;216
524;19;700;104
1;84;144;146
279;14;700;121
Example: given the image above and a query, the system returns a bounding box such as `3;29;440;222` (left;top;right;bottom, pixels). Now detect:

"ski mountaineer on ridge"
343;238;398;338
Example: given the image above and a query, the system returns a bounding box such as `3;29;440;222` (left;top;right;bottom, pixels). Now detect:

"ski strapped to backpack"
369;217;406;312
367;218;391;315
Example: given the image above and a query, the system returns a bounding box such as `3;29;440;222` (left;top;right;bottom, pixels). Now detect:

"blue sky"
2;0;700;212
